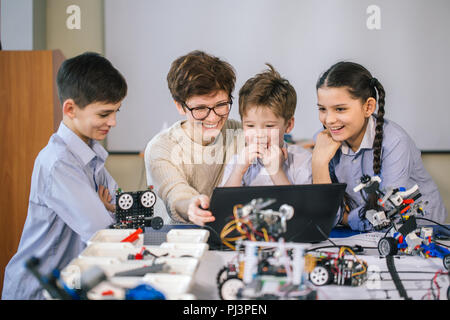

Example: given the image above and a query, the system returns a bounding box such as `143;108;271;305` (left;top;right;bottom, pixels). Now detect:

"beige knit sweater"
144;119;243;223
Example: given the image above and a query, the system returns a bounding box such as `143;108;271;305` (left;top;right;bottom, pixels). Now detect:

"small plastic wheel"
150;217;164;230
140;190;156;208
118;193;133;210
216;266;229;286
443;254;450;270
309;265;332;286
219;276;244;300
378;237;398;256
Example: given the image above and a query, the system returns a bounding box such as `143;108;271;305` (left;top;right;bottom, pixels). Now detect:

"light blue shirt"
320;115;448;231
220;144;312;186
2;122;117;300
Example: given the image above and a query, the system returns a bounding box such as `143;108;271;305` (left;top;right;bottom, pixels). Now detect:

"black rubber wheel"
216;266;229;286
443;254;450;270
378;237;398;256
150;216;164;230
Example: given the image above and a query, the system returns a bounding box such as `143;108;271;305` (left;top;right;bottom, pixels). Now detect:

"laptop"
206;183;347;247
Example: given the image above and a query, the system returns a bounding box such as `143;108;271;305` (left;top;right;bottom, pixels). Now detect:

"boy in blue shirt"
2;52;127;299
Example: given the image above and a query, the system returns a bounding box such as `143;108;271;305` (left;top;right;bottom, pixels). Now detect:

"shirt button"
352;159;358;164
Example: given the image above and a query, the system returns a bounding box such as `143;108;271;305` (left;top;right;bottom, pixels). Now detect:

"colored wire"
415;217;450;231
335;246;367;278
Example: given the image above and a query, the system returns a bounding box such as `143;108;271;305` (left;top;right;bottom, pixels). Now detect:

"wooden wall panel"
0;50;64;295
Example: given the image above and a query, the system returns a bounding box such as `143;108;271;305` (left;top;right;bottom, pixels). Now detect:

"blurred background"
1;0;449;214
1;0;449;211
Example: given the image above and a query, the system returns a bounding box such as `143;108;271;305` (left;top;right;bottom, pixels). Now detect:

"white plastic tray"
79;242;138;261
142;273;194;294
87;276;195;300
166;229;210;243
87;229;144;246
61;256;200;288
160;242;209;259
79;242;207;260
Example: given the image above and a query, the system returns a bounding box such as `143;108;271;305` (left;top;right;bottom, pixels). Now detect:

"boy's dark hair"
167;50;236;104
56;52;127;108
239;63;296;122
317;61;386;220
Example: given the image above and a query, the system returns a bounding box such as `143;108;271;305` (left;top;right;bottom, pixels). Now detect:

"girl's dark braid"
365;78;386;212
371;78;385;176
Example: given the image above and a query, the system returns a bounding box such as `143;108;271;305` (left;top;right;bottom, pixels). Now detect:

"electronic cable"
414;217;450;231
385;255;411;300
200;225;229;251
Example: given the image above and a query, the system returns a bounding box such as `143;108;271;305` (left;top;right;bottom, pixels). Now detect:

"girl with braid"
311;61;447;231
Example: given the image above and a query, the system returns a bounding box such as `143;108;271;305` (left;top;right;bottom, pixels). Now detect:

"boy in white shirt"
221;64;312;187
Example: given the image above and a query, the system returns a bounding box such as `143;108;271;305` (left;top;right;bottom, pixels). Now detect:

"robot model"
220;198;294;250
216;239;316;300
112;186;164;230
354;175;450;270
305;247;368;287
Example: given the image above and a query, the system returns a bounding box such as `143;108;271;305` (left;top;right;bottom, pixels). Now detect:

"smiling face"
317;87;376;151
242;105;294;148
175;90;230;145
63;99;122;144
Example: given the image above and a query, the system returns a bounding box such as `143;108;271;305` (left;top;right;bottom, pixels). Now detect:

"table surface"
186;229;450;300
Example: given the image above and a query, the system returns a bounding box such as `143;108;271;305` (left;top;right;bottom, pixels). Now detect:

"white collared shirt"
2;122;117;300
340;115;375;155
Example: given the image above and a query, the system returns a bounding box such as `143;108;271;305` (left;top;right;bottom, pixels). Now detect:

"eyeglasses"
182;100;232;120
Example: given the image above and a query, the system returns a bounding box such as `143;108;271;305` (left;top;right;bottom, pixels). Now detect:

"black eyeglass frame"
181;99;233;120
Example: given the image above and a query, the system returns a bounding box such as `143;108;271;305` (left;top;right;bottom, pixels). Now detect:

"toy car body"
306;248;368;287
112;187;163;230
217;240;315;300
378;224;450;270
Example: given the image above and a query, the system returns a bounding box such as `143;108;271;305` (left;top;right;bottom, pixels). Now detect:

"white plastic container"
166;229;210;243
153;257;200;275
61;257;120;288
160;242;209;259
86;277;195;300
79;242;139;261
87;229;144;246
61;256;200;288
142;274;194;295
79;242;207;260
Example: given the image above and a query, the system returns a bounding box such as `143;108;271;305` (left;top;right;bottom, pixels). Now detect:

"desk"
58;226;449;301
190;231;450;300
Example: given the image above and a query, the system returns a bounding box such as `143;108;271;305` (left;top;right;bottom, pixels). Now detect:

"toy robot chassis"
111;186;163;230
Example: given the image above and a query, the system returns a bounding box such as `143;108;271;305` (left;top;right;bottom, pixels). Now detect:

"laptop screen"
207;183;346;247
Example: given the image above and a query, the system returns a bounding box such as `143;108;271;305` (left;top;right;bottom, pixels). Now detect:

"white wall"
104;0;450;152
46;0;104;59
1;0;34;50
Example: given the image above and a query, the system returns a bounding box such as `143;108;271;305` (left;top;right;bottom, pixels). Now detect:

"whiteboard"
104;0;450;152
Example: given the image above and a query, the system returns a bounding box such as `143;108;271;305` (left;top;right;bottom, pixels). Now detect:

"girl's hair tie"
370;77;378;88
